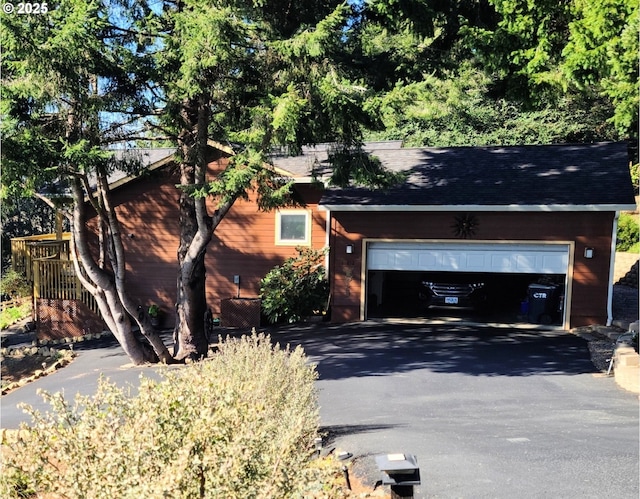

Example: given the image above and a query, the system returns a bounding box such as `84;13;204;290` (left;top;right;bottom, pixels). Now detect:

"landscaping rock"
616;259;639;288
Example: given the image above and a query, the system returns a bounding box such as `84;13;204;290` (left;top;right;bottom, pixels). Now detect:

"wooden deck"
10;234;103;339
11;233;71;282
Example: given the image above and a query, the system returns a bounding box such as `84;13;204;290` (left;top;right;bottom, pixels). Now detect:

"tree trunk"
95;169;174;364
70;177;158;365
95;288;157;365
173;95;213;360
62;96;161;366
173;166;210;360
172;95;247;360
174;243;209;360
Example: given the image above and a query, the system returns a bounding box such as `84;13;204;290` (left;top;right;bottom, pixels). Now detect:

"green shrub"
260;247;330;324
0;333;347;498
0;269;30;299
616;213;639;252
0;302;31;329
630;163;638;195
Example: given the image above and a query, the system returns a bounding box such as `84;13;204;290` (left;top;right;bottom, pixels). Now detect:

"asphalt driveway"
271;322;639;498
2;322;638;498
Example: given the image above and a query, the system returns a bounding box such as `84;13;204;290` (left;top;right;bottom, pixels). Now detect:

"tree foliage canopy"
562;0;639;133
460;0;638;138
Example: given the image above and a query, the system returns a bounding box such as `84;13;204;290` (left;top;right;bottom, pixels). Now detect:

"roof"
284;142;637;212
103;140;235;190
270;141;405;179
111;147;177;166
60;141;635;213
107;148;177;188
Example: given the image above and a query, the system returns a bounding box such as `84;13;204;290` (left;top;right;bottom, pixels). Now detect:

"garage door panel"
370;252;393;269
368;242;569;274
395;251;416;269
444;252;463;270
467;253;487;270
542;254;567;273
513;254;536;273
491;254;513;272
418;253;437;268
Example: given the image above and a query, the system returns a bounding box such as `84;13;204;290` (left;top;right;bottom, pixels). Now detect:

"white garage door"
367;242;569;274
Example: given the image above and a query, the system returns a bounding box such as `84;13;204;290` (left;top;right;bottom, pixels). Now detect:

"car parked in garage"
419;280;488;310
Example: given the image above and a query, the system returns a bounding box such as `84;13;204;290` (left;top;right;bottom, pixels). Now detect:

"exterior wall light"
346;244;354;254
584;247;594;259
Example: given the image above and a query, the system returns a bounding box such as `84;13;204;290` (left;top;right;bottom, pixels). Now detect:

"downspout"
325;209;331;269
325;209;333;316
606;211;620;326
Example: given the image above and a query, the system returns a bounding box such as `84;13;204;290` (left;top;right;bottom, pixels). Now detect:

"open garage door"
367;242;569;274
365;242;570;326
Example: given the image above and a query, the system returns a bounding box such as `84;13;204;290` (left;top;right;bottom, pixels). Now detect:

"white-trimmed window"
276;210;311;245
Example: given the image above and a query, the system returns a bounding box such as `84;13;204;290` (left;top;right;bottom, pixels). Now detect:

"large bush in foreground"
1;334;345;498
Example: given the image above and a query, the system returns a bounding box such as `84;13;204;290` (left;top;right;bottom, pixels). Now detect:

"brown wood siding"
97;168;184;323
329;211;615;328
206;183;326;317
86;155;326;326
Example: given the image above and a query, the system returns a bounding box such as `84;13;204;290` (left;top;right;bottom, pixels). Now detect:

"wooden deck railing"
11;233;71;282
33;258;99;316
11;235;103;337
0;297;27;312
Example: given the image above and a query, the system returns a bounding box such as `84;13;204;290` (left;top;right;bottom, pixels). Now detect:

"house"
18;140;636;335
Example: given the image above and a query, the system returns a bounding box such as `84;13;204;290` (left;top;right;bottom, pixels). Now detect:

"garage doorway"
364;241;571;327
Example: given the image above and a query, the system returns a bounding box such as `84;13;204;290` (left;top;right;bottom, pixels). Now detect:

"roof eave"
106;154;175;191
289;176;328;184
318;204;637;212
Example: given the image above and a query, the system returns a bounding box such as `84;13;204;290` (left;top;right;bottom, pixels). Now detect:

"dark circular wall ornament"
452;213;479;238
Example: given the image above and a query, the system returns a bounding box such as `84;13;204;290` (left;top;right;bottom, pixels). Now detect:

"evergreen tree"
1;0;172;364
141;0;396;359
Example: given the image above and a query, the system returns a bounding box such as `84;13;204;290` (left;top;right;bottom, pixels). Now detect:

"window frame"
275;209;311;246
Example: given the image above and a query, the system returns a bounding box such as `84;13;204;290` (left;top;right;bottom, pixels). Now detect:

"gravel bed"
581;285;637;373
612;284;639;324
588;340;615;373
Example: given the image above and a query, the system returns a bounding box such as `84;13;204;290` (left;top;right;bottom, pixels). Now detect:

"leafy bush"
260;247;330;324
0;333;347;498
616;213;639;252
0;269;30;300
630;163;638;195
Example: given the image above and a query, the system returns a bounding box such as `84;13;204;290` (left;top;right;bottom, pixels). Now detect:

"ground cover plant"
0;302;30;330
0;269;31;329
0;333;348;498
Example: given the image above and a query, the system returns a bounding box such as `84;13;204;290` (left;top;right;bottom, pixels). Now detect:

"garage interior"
366;270;567;326
364;241;570;326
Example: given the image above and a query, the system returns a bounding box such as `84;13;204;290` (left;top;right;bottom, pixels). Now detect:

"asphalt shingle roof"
272;142;635;209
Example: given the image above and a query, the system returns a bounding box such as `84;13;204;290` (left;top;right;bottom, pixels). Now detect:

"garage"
319;142;635;327
365;241;571;326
